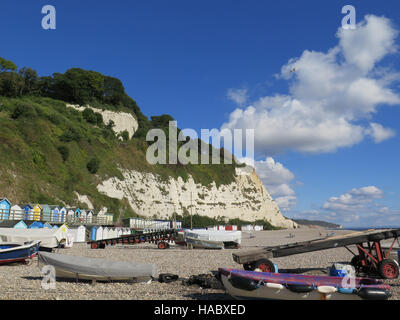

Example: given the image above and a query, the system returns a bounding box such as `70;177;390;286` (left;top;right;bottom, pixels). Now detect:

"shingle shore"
0;229;398;300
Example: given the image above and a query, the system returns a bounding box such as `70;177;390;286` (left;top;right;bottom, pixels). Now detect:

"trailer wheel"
379;259;399;279
243;263;254;271
254;259;275;273
158;241;167;250
351;255;363;269
91;242;99;249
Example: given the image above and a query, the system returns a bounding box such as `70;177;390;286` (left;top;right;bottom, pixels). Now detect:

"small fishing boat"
219;268;391;300
0;241;41;265
38;252;157;282
185;236;224;249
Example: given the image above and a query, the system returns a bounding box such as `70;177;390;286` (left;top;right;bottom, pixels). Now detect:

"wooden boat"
38;252;157;282
185;236;224;249
219;268;391;300
0;241;41;265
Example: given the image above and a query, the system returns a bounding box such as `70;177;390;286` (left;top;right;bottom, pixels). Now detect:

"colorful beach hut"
43;222;52;229
32;204;43;221
0;198;11;220
13;220;28;229
41;205;51;221
59;207;67;222
23;204;33;220
50;206;59;222
29;221;44;229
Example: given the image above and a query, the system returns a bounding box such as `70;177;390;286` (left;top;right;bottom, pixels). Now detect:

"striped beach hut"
67;208;75;222
0;198;11;220
50;206;59;222
86;210;93;223
10;204;23;220
32;204;43;221
59;207;67;222
23;204;33;221
41;205;52;221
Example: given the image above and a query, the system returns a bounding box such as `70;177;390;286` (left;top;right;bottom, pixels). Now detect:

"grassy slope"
0;96;238;222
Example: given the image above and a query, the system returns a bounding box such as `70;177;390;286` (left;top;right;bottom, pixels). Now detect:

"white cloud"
366;122;396;143
227;88;248;106
323;186;384;212
242;157;297;211
222;15;400;155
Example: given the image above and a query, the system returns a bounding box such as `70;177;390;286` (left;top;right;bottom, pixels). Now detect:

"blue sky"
1;1;400;227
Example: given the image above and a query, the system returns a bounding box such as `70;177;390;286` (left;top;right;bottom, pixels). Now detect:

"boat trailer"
232;228;400;279
87;229;177;250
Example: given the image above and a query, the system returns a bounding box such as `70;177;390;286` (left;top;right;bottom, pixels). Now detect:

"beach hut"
96;226;103;240
13;220;28;229
43;222;52;229
29;221;44;229
116;228;122;238
41;205;52;221
10;204;23;220
80;210;87;223
86;210;93;224
105;213;114;225
68;226;86;243
50;206;60;222
75;208;81;220
90;226;97;241
111;228;118;238
52;225;59;229
102;227;110;240
32;204;43;221
23;204;33;221
67;209;75;222
0;198;11;220
59;207;67;222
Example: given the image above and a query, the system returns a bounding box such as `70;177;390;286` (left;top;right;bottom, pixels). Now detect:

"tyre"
378;259;399;279
158;241;167;250
91;242;99;249
254;259;275;273
243;263;254;271
351;255;362;268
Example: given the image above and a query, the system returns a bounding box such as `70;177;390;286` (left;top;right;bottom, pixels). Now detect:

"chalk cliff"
97;165;298;229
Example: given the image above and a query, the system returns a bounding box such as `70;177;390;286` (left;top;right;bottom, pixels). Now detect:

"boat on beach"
184;236;224;249
219;268;391;300
0;240;41;265
38;252;157;282
176;229;242;249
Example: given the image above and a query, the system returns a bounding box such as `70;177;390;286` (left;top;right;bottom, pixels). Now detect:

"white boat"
179;229;241;249
38;252;157;282
185;236;224;249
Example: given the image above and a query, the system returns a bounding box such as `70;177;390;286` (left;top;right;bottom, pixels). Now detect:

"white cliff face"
66;104;139;139
96;165;298;229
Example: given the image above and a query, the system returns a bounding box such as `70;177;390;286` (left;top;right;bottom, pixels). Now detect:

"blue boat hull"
0;242;41;265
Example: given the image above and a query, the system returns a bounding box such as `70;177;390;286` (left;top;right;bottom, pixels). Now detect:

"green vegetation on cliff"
0;58;242;222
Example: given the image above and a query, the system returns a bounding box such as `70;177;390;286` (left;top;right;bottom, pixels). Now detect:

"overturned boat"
219;268;391;300
0;241;41;265
38;252;157;282
177;229;241;249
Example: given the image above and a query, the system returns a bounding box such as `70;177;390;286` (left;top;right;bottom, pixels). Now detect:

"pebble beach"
1;228;399;300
